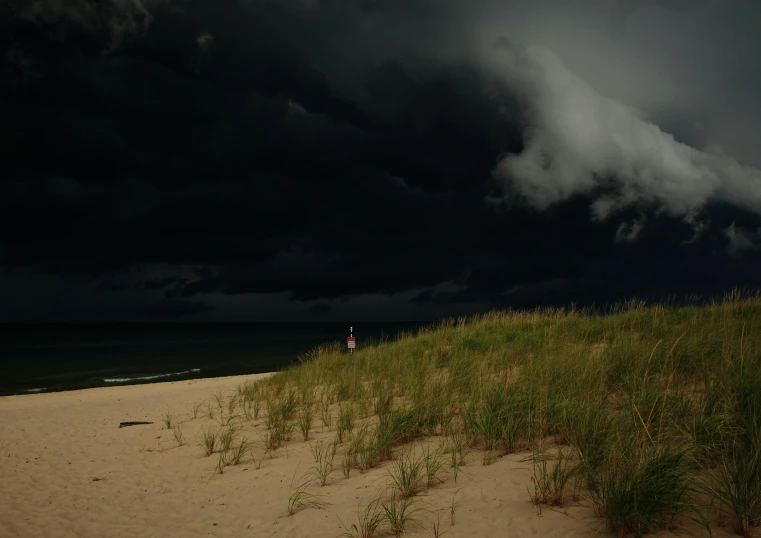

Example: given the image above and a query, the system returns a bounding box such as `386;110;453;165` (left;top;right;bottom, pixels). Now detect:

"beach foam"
102;368;201;383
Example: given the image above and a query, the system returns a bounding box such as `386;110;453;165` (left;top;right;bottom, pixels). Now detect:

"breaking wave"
103;368;201;383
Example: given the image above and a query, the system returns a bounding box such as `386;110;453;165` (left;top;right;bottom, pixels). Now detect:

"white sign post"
348;326;355;353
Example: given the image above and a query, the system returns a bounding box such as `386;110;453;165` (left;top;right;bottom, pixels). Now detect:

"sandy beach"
0;374;732;538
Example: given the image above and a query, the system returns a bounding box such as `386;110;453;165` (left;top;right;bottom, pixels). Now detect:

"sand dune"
0;374;731;537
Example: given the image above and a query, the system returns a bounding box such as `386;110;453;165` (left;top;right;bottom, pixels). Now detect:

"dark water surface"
0;322;428;396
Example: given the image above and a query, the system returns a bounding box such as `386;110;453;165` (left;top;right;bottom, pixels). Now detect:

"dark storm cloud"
142;275;184;290
608;0;711;39
415;201;761;310
308;303;333;314
0;0;760;321
98;278;131;292
99;274;183;292
134;299;214;319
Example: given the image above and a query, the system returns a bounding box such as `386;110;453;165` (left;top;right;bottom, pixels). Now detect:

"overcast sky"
1;0;760;322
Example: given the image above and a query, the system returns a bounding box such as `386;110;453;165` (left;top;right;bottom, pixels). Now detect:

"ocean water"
0;322;428;396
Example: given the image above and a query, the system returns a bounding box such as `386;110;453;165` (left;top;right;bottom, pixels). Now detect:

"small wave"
25;387;46;393
103;368;201;383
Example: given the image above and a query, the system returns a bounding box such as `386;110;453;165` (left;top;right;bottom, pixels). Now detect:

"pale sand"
0;374;732;538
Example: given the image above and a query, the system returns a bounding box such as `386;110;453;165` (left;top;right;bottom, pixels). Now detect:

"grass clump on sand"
528;446;577;508
195;289;761;537
381;494;418;537
172;424;185;447
297;394;316;441
387;446;426;498
198;426;218;457
162;411;174;430
287;466;329;516
339;491;420;538
308;439;336;486
338;498;385;538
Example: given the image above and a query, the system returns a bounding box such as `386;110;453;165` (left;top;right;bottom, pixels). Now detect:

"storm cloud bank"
8;0;155;53
1;0;760;321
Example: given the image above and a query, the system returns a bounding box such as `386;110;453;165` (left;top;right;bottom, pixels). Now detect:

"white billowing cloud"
724;223;760;256
681;210;709;245
616;215;646;243
194;32;214;68
486;37;761;224
287;99;309;116
197;32;214;53
103;0;154;53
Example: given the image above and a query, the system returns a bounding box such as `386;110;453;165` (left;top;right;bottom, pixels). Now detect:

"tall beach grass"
196;290;761;536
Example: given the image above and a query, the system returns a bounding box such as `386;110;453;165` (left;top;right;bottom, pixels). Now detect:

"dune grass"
338;497;386;538
189;290;761;536
338;489;421;538
337;403;357;444
528;446;577;508
450;488;463;525
229;437;251;466
381;493;419;536
191;401;204;420
218;426;236;452
308;439;336;486
288;466;330;516
172;424;185;447
162;411;174;430
387;445;426;499
198;426;218;456
297;395;316;441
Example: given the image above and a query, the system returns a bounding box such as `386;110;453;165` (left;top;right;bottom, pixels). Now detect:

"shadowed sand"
0;374;732;538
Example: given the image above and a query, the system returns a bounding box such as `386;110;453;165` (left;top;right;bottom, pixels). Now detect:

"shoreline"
0;320;429;398
0;371;278;400
0;372;276;406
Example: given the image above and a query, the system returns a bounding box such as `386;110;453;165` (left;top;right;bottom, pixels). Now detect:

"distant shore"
0;321;428;396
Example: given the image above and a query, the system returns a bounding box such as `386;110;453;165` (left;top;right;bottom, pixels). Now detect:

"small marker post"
348;326;356;354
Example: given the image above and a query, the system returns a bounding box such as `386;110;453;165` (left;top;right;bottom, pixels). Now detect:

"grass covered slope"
204;292;761;537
